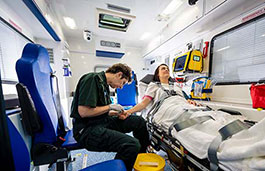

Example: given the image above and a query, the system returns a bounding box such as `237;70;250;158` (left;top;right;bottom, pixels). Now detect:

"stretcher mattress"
150;96;265;170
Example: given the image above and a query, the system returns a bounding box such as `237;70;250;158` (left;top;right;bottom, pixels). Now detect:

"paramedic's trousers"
75;115;150;171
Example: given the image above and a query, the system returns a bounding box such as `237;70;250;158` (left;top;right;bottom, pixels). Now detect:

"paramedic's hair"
153;64;170;82
106;63;132;82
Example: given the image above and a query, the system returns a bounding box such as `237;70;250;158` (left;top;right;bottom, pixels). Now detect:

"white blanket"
151;96;265;170
218;117;265;171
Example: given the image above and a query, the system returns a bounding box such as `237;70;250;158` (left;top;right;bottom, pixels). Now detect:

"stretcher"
140;77;265;171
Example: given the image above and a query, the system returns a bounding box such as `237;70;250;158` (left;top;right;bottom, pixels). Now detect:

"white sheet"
151;96;265;170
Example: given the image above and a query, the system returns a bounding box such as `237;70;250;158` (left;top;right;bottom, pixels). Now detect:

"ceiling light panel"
63;17;76;29
140;32;151;40
99;13;131;32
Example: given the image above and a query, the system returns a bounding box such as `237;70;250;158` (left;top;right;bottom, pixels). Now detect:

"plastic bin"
133;153;165;171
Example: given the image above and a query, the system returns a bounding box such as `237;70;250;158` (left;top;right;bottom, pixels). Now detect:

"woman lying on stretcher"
117;65;265;170
119;64;199;119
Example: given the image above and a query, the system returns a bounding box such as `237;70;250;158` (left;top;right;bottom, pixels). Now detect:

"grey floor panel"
48;149;173;171
69;149;116;170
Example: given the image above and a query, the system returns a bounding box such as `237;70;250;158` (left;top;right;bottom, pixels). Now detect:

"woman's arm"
118;98;152;120
126;97;152;114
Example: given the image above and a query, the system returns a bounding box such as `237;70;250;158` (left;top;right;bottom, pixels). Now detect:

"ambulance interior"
1;0;265;170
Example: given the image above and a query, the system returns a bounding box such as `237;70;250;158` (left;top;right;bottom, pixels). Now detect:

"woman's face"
158;65;170;79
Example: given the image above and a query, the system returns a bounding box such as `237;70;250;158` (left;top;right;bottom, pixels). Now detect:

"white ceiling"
51;0;174;48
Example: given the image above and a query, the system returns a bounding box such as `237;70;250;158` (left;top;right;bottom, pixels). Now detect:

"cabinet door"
205;0;227;14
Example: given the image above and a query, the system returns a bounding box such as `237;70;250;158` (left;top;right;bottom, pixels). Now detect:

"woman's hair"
153;64;170;82
106;63;132;82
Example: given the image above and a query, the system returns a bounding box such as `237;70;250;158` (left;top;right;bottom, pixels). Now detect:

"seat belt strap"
147;93;169;123
147;82;175;122
156;82;177;96
168;107;213;135
174;115;213;132
219;119;249;140
50;73;66;145
146;82;184;123
208;120;249;171
168;110;192;135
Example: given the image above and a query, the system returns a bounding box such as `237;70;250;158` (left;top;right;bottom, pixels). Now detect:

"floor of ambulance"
48;149;173;171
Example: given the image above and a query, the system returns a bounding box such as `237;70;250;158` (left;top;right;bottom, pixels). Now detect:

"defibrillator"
190;77;213;100
173;50;203;73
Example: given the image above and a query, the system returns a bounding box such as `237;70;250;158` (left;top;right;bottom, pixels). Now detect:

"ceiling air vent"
107;4;131;13
100;40;121;48
47;48;54;64
96;38;124;58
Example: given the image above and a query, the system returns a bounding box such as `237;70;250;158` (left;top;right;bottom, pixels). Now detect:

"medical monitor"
173;50;203;73
174;55;187;72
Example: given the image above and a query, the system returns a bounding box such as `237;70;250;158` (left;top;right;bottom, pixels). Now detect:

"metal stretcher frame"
147;115;252;170
147;122;212;171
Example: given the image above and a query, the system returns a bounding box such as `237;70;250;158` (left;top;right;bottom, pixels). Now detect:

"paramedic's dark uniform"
71;71;150;170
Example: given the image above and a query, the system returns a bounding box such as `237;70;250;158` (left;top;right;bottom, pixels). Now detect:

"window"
209;14;265;85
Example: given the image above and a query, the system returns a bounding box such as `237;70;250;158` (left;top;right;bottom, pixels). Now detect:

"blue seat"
16;43;70;146
117;71;138;106
15;43;125;170
7;112;126;171
16;43;80;168
6;116;30;171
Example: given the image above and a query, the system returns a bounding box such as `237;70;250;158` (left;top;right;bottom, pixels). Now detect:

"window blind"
210;15;265;84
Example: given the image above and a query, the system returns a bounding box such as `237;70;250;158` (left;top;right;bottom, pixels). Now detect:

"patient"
121;65;265;170
120;64;197;119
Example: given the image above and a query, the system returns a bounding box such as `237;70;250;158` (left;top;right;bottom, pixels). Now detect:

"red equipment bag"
250;83;265;109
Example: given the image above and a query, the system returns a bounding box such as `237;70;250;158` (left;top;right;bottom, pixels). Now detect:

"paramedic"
123;64;198;117
70;63;150;171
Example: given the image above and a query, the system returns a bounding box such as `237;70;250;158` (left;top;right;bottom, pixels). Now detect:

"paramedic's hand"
109;110;120;116
118;110;131;120
109;104;124;114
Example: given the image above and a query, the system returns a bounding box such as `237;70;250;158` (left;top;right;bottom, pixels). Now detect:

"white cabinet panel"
0;20;30;81
205;0;227;14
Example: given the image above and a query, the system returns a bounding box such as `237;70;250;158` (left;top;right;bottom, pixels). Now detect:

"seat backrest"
15;43;59;144
139;74;154;100
117;72;138;106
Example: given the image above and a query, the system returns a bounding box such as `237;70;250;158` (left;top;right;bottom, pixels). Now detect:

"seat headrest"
140;74;154;84
140;74;176;85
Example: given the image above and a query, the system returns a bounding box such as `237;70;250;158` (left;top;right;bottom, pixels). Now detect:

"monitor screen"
193;55;200;61
174;55;187;72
